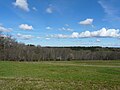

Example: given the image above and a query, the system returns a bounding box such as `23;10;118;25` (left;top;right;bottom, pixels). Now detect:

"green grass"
0;60;120;90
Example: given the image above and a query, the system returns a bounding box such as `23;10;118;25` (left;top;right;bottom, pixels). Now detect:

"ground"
0;60;120;90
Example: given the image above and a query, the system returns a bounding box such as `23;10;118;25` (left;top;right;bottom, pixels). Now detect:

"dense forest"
0;35;120;61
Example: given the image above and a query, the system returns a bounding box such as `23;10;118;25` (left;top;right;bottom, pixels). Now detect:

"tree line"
0;35;120;61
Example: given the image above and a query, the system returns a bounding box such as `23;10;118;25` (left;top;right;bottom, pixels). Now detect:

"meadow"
0;60;120;90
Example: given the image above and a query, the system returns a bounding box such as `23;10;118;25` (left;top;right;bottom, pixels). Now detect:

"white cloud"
32;7;37;11
71;32;79;38
79;31;91;37
49;28;120;39
59;24;74;31
46;38;50;40
59;27;66;31
90;28;120;37
17;33;33;40
19;24;33;30
79;18;93;25
0;26;12;32
59;27;73;31
50;34;68;39
46;27;52;30
98;0;117;16
37;36;42;39
65;24;69;27
98;0;120;21
13;0;29;11
96;39;101;42
66;28;74;31
79;28;120;38
46;7;53;14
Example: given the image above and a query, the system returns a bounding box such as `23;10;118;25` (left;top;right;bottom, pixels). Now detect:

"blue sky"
0;0;120;47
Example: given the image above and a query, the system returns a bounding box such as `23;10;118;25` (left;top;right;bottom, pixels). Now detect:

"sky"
0;0;120;47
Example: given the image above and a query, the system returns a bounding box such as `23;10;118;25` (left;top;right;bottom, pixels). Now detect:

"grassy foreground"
0;60;120;90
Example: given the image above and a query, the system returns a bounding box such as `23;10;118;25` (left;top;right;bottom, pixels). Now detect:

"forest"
0;35;120;61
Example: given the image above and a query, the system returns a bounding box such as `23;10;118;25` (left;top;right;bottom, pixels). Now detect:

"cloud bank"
0;26;12;32
50;28;120;39
17;33;33;40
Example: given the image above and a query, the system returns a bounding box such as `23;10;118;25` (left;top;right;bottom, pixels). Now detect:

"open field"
0;60;120;90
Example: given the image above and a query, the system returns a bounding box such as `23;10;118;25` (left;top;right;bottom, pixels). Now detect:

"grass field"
0;60;120;90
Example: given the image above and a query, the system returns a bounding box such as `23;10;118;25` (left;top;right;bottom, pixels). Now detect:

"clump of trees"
0;34;120;61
